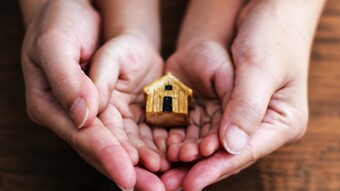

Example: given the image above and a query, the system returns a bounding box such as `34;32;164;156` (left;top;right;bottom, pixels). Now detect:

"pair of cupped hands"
21;0;317;190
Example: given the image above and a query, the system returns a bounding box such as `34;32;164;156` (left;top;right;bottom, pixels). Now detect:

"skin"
21;0;166;190
20;0;136;189
160;0;325;190
20;0;100;129
155;0;243;162
20;0;325;190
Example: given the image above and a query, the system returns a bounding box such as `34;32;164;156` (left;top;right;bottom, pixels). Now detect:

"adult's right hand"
161;1;325;190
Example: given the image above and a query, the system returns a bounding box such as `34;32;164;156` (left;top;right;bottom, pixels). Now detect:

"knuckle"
247;144;260;163
232;99;264;135
292;111;308;141
281;107;309;142
231;43;269;72
51;75;73;90
51;75;76;106
245;100;264;120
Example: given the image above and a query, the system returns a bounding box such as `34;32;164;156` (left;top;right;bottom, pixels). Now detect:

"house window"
162;96;172;112
165;85;172;90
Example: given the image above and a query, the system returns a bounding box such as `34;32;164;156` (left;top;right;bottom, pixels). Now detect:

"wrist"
249;0;325;42
107;28;160;51
20;0;94;28
176;38;227;54
95;0;160;50
177;0;243;48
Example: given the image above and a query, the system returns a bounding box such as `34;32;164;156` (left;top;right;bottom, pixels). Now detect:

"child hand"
163;41;234;162
90;34;169;173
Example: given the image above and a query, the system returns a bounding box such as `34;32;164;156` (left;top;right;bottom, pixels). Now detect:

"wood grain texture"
0;1;339;191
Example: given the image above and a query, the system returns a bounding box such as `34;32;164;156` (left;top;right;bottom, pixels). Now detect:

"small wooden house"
144;73;192;127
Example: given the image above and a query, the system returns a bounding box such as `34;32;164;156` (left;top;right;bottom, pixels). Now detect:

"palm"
156;41;234;162
99;87;171;172
91;35;170;172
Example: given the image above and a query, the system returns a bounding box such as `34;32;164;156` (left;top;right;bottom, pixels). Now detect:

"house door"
162;96;172;112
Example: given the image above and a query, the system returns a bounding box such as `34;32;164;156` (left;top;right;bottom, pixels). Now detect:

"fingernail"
223;124;249;154
70;97;89;128
118;185;134;191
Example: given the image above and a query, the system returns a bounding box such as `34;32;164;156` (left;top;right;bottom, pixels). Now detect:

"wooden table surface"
0;1;339;191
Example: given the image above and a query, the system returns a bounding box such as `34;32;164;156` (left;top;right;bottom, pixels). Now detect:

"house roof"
144;72;192;96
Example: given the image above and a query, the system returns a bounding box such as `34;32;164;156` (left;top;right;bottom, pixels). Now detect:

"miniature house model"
144;73;192;127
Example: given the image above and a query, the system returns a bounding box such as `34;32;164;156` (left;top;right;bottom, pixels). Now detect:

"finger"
152;127;168;154
199;123;211;138
24;60;136;189
21;56;50;126
167;128;185;162
167;143;182;162
135;167;166;191
75;119;137;190
182;151;251;191
28;94;136;189
123;118;161;172
179;141;201;162
74;148;110;178
179;124;201;162
161;167;189;191
139;123;158;150
219;51;278;154
99;104;139;165
200;112;222;157
34;38;98;128
167;128;185;145
184;115;296;191
214;59;234;109
189;104;207;128
89;41;120;112
139;123;171;172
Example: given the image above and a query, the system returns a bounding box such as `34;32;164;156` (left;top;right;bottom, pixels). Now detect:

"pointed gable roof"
144;72;192;96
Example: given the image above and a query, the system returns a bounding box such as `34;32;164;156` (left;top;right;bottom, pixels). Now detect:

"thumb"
38;44;98;128
219;57;277;154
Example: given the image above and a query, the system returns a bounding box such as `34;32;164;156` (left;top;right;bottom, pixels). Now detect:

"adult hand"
21;1;139;190
21;0;99;128
161;0;325;190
